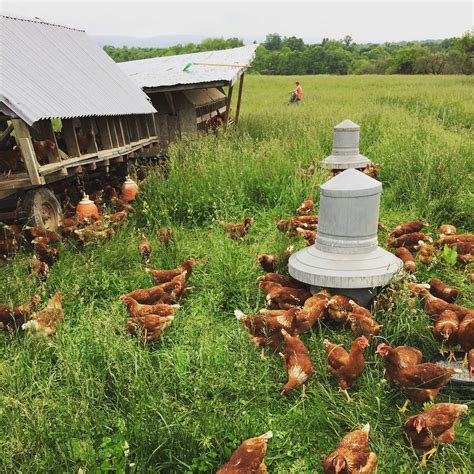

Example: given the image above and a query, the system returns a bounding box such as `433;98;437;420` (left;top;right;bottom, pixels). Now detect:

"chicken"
74;223;113;243
225;217;253;240
395;247;416;273
257;272;307;289
376;343;456;406
409;284;473;320
348;313;381;341
293;290;330;333
389;220;427;238
291;214;318;229
433;310;460;355
327;295;353;324
217;431;272;474
33;139;56;165
0;237;18;257
0;295;41;330
0;224;23;240
22;292;63;337
33;241;59;265
120;296;180;317
296;228;317;245
235;307;300;350
468;273;474;284
280;329;313;396
274;217;291;233
438;224;456;237
76;128;94;154
160;272;188;301
24;226;62;243
127;314;174;342
429;279;458;303
297;197;314;216
157;227;174;245
323;423;376;474
29;255;49;280
109;196;134;213
138;234;152;261
323;336;369;401
123;284;173;305
258;281;311;309
257;246;294;273
457;313;474;354
363;162;380;180
468;349;474;376
438;233;474;246
417;241;435;264
388;232;433;250
257;253;277;273
106;210;128;227
146;258;196;284
404;403;468;466
457;250;474;265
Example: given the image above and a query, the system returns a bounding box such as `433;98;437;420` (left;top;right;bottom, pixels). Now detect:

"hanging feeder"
76;194;100;222
121;176;139;202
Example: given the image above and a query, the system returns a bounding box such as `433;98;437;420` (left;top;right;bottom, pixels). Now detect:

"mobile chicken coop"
119;45;258;151
0;15;159;229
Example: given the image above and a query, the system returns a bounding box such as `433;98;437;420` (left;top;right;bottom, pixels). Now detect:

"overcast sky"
3;0;472;43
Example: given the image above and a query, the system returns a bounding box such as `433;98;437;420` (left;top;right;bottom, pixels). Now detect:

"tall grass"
1;75;473;473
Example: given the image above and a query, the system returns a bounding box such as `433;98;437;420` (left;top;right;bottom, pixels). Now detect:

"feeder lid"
321;168;382;198
124;176;136;184
334;119;360;131
78;194;94;205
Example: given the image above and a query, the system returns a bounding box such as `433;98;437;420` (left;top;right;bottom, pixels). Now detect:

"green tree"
264;33;282;51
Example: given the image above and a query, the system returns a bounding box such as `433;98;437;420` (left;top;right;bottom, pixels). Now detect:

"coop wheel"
17;188;63;231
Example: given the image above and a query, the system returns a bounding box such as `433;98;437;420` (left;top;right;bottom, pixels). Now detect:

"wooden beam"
114;117;125;146
126;116;139;142
235;73;245;125
224;84;234;129
144;80;228;94
121;117;131;143
62;119;80;157
12;119;44;185
34;119;60;163
147;114;157;137
96;117;113;150
108;117;119;148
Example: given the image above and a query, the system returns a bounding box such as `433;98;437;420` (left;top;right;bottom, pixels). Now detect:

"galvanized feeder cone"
321;120;371;170
289;168;402;306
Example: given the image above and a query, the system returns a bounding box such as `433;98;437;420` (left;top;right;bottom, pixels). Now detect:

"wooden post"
114;117;125;146
235;73;245;125
12;119;44;185
224;84;234;129
165;92;176;115
96;117;113;150
34;119;60;163
126;116;139;142
121;117;131;143
108;117;119;148
156;115;169;152
62;119;81;157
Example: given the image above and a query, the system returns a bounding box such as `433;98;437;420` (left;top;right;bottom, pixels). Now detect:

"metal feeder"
321;119;371;170
288;168;402;306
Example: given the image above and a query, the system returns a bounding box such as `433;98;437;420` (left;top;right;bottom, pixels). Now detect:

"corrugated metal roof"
119;45;258;89
0;15;156;125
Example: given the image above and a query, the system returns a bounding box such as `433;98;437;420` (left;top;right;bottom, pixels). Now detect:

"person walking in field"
289;81;303;105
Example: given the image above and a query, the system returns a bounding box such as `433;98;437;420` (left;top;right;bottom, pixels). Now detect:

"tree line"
104;32;473;75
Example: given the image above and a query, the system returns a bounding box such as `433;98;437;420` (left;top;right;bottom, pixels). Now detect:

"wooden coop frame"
142;73;246;152
0;113;159;218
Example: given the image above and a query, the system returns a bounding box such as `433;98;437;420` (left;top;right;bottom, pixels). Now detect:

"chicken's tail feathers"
420;283;431;289
259;431;273;440
457;404;468;413
234;309;246;320
322;338;331;347
171;304;181;309
145;268;152;273
361;423;370;433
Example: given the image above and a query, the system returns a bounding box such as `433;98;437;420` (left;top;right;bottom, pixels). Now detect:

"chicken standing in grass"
127;314;174;342
296;197;314;216
146;258;196;284
429;278;459;303
29;255;49;280
348;312;381;341
280;329;313;397
323;423;377;474
388;232;432;250
323;336;369;401
438;224;456;237
217;431;272;474
123;285;173;305
138;234;152;262
327;295;353;324
296;228;317;245
403;403;468;466
389;220;427;238
395;247;417;273
257;272;306;289
120;295;180;317
224;217;253;240
293;290;330;334
432;310;460;360
157;227;174;246
258;281;311;309
22;292;63;337
0;295;41;330
376;343;456;411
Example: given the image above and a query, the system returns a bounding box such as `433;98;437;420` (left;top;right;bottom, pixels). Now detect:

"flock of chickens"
1;179;473;471
220;196;473;472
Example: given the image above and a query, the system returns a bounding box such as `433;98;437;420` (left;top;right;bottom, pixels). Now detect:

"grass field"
1;75;473;473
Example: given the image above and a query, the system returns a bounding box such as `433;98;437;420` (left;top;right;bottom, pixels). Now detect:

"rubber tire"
17;187;63;232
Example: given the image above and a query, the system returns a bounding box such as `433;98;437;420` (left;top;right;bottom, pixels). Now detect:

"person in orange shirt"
289;81;303;105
